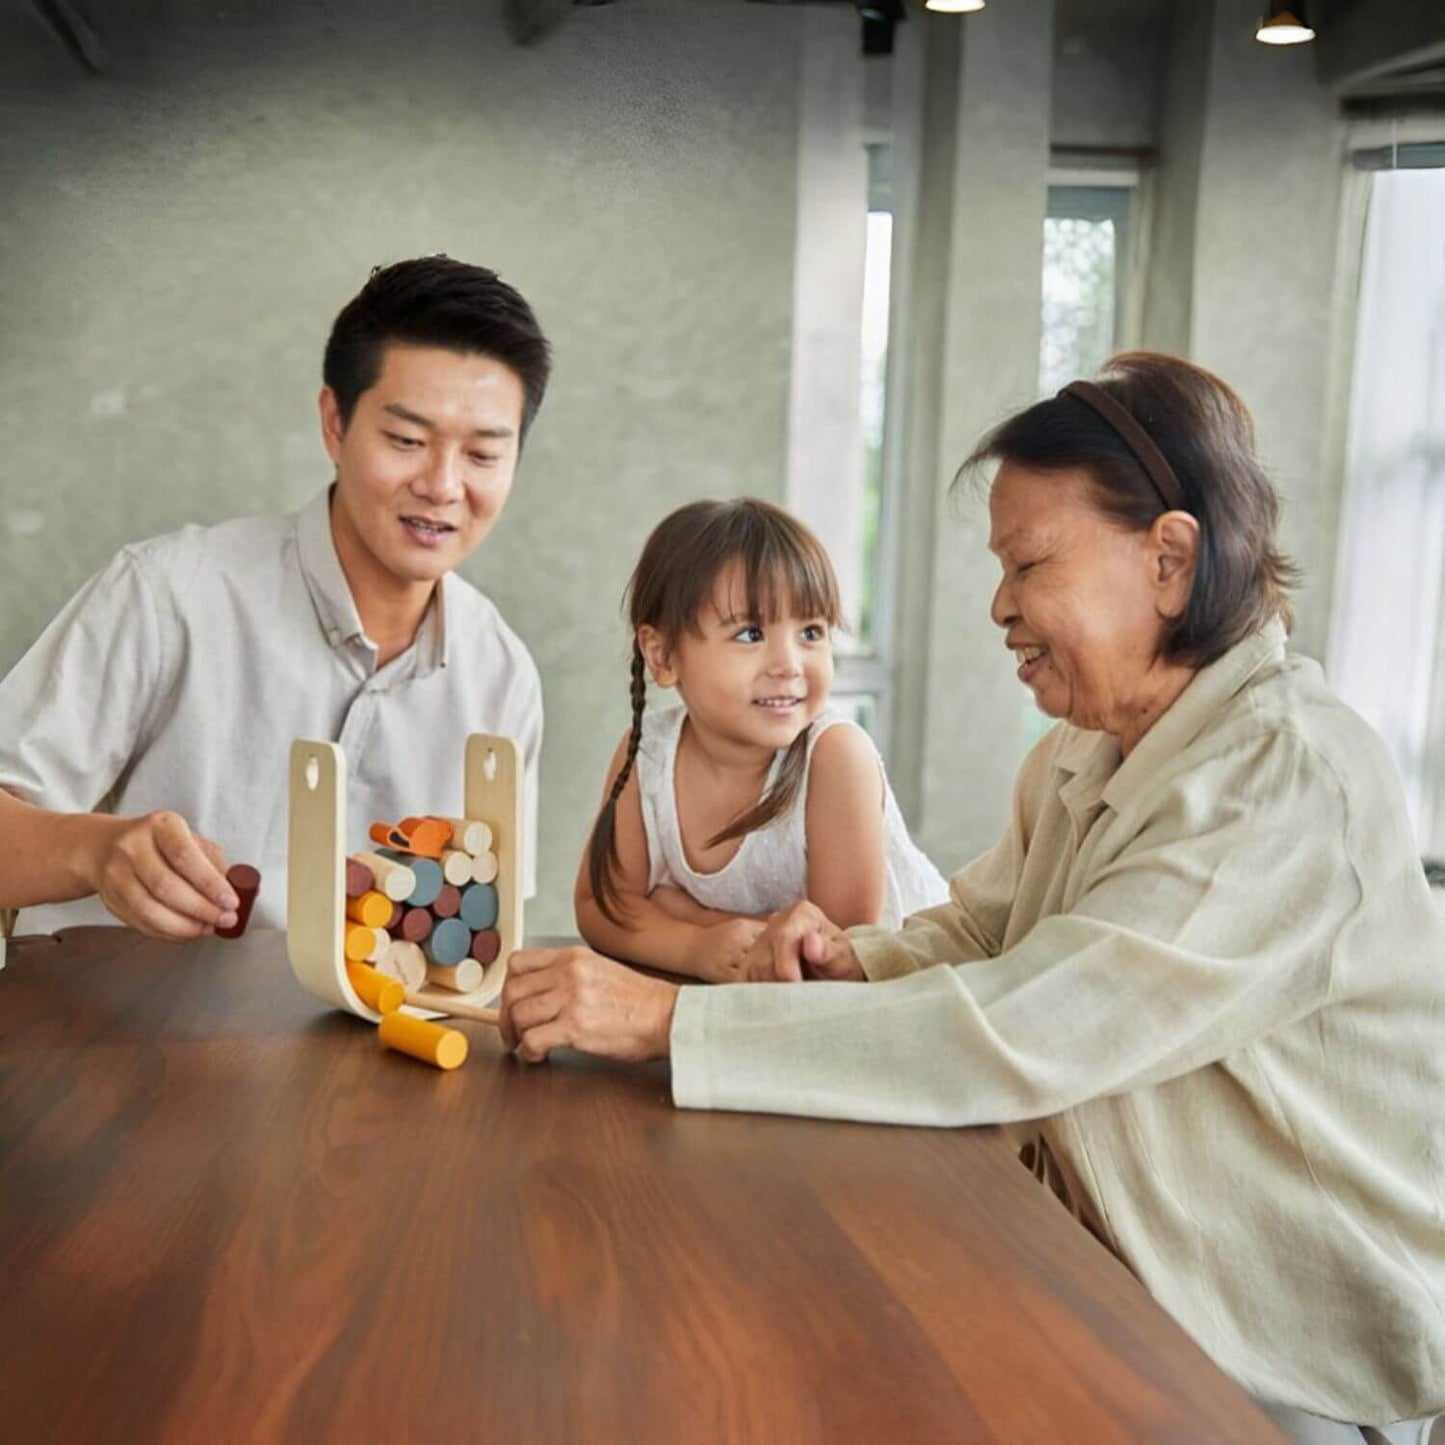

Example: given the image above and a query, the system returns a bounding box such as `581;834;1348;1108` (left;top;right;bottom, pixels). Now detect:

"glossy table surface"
0;927;1282;1442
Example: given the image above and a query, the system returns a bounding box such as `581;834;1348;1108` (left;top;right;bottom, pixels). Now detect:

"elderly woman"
501;353;1445;1442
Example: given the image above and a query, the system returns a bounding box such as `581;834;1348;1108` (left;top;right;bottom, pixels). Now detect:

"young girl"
576;497;948;982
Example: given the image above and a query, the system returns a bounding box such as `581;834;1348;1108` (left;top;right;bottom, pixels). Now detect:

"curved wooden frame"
286;734;523;1022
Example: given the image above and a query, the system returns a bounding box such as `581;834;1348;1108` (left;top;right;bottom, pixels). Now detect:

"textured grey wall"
0;0;801;933
0;0;1369;930
1190;0;1347;664
1139;0;1347;664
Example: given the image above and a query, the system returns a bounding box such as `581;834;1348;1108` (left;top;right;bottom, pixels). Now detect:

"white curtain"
1329;167;1445;858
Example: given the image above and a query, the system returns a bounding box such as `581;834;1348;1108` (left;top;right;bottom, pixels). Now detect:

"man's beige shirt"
0;489;542;932
671;621;1445;1423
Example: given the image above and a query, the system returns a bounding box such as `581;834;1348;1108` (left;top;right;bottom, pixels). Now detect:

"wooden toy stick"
407;992;500;1028
345;923;388;962
215;864;261;940
424;918;471;966
398;908;433;943
425;959;483;993
436;817;491;855
377;939;426;991
471;850;499;885
354;851;416;903
345;858;373;899
346;890;393;928
470;928;501;965
440;849;474;886
346;962;404;1015
383;817;451;859
460;882;499;932
370;822;412;852
378;1013;468;1070
379;851;442;907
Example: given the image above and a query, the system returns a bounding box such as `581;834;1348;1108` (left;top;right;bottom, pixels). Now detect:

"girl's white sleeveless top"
633;704;949;930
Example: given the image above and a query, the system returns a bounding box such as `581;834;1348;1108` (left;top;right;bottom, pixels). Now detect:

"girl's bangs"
738;525;841;628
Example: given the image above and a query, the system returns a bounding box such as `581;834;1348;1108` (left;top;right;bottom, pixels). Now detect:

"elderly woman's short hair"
962;352;1298;668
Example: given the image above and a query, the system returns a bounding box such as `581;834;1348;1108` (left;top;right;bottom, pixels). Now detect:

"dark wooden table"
0;928;1283;1442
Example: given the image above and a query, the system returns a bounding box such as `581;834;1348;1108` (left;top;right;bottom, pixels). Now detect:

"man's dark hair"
961;351;1298;669
323;256;551;442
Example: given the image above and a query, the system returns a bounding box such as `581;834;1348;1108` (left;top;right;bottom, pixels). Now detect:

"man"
0;256;549;940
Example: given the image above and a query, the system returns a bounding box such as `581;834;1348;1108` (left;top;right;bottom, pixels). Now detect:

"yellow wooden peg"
346;962;404;1015
378;1013;469;1070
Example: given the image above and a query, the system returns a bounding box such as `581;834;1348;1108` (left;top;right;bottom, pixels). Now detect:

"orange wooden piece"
344;923;386;963
378;1012;468;1070
346;962;404;1015
346;890;393;929
371;817;450;860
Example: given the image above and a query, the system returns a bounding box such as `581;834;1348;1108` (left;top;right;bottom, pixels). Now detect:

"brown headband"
1058;380;1188;514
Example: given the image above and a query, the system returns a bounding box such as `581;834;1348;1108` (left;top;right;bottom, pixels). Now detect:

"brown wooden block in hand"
378;1012;468;1070
215;865;260;940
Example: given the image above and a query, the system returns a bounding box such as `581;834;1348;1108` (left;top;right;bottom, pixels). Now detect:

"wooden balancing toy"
287;734;522;1071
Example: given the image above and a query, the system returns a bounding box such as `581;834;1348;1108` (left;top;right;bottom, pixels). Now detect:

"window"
1023;172;1139;749
1329;157;1445;859
785;23;898;755
856;143;893;651
1039;184;1133;396
830;142;896;745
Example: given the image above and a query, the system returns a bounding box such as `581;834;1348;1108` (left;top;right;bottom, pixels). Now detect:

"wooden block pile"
341;813;504;1071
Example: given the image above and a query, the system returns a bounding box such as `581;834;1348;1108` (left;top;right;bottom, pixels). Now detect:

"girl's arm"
574;734;765;982
803;723;889;928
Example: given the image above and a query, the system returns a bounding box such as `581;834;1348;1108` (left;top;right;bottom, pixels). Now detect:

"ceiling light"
1255;7;1315;44
926;0;986;13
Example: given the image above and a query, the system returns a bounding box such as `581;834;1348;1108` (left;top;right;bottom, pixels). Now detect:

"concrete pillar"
1142;0;1347;662
889;1;1055;867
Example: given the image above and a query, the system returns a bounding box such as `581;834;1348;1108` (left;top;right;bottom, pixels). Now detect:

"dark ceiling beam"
29;0;109;75
1313;0;1445;93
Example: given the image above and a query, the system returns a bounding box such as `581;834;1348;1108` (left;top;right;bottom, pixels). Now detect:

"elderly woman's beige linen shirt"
670;620;1445;1424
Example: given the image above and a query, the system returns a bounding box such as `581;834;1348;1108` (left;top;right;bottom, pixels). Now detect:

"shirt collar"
1048;618;1289;822
296;487;366;650
294;486;450;678
1101;617;1289;813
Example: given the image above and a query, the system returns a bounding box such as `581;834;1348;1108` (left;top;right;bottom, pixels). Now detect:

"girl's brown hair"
587;498;842;927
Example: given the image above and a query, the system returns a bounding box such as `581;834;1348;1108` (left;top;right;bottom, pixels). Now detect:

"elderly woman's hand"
741;901;867;982
500;946;679;1063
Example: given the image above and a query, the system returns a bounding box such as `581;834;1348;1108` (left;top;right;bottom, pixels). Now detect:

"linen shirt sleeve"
850;731;1056;977
670;729;1352;1125
0;549;179;814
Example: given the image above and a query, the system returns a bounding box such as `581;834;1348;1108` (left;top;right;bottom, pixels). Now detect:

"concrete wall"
0;0;804;933
0;0;1379;922
887;3;1054;868
1140;0;1348;662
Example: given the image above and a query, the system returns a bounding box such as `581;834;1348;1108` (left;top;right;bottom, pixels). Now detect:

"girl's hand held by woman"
743;901;867;982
